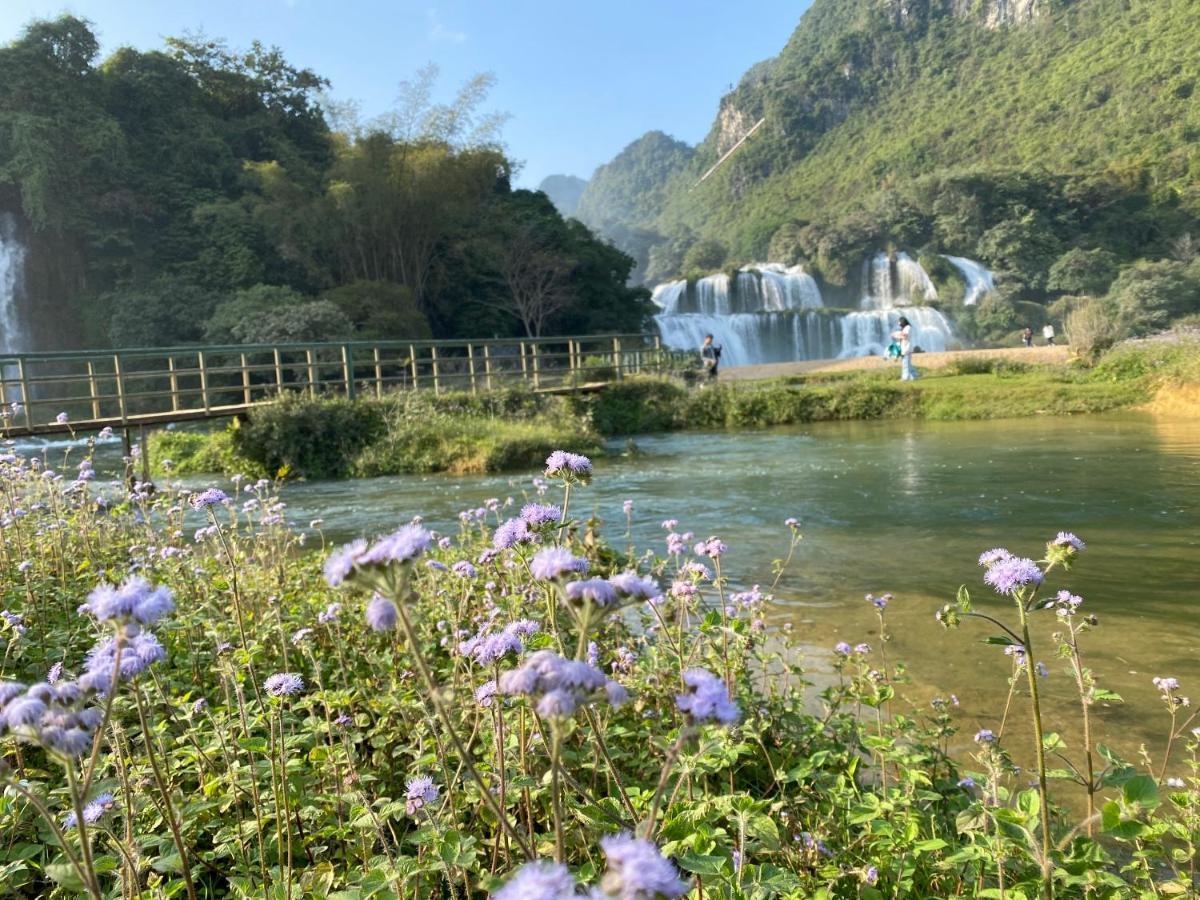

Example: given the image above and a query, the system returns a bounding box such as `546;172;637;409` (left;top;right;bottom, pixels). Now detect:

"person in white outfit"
1043;323;1056;346
893;316;919;381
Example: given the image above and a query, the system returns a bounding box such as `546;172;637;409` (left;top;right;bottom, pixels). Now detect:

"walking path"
720;345;1070;381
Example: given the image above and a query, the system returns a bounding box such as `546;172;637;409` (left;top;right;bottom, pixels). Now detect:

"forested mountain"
582;0;1200;342
0;17;648;349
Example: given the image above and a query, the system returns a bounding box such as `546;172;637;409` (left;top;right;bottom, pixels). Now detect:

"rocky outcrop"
949;0;1044;27
715;103;756;157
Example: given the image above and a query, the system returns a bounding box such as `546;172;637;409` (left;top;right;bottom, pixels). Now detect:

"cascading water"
653;255;958;366
942;255;995;306
652;264;831;366
0;212;28;355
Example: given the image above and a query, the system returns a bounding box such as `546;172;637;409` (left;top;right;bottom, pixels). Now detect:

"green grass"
153;390;601;479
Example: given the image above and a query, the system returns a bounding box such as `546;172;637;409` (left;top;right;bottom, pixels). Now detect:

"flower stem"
1016;598;1053;898
393;596;533;858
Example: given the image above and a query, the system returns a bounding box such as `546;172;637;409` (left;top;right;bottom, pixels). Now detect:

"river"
16;412;1200;773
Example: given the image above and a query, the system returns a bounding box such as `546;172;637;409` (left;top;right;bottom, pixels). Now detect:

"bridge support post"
373;348;383;398
530;342;540;389
467;344;477;394
483;345;493;391
613;337;623;380
342;345;356;400
139;425;150;487
168;356;180;411
430;346;441;394
86;361;101;420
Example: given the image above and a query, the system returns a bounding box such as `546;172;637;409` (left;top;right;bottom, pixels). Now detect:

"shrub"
581;377;688;435
233;393;387;479
148;428;264;477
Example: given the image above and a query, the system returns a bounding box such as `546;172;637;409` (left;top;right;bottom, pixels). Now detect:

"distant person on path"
700;334;722;381
1022;327;1033;348
892;316;919;381
1043;323;1056;346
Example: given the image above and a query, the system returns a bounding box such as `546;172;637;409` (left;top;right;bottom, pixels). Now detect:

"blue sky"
0;0;811;187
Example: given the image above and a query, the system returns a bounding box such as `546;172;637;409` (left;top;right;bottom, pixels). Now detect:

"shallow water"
18;413;1200;773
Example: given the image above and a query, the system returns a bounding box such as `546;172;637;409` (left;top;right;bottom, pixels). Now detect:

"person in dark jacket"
700;334;722;381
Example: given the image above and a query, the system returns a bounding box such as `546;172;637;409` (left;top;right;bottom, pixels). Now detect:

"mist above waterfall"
653;255;958;367
0;212;28;354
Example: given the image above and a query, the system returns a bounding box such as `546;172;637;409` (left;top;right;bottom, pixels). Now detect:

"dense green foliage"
2;444;1199;896
152;390;601;479
580;0;1200;338
0;18;649;348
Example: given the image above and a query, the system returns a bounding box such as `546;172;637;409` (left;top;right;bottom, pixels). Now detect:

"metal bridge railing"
0;333;669;436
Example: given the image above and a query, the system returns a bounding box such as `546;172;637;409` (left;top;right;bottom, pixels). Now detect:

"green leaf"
913;838;949;853
1123;775;1160;810
1041;732;1066;751
676;852;728;877
46;860;86;893
983;635;1019;646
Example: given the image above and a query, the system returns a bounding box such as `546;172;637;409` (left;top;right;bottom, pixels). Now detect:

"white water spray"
0;212;28;355
942;255;996;306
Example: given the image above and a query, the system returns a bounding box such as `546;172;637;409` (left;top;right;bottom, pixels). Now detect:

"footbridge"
0;333;671;439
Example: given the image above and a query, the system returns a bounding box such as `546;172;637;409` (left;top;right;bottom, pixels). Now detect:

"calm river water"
19;412;1200;770
272;412;1200;767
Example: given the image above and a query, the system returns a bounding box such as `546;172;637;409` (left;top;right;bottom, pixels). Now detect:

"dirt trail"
719;345;1071;381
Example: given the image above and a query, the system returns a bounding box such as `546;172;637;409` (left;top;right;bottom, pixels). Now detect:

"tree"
320;281;431;339
1047;248;1119;296
487;225;572;338
681;239;728;276
1105;260;1198;334
107;279;222;346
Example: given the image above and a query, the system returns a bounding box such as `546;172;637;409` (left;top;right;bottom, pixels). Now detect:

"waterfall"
942;255;996;306
0;212;28;354
838;307;955;358
861;251;938;309
654;254;957;366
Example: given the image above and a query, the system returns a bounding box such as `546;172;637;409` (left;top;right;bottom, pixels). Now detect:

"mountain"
537;174;588;217
583;0;1200;321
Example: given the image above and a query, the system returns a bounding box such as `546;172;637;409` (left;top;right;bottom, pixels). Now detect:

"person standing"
1043;323;1056;346
700;334;722;382
892;316;919;381
1022;327;1033;348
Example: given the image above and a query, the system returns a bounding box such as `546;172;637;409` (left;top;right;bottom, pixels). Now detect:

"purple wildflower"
1052;532;1085;552
46;662;63;684
81;577;174;625
520;503;562;527
357;524;432;568
974;729;996;744
529;547;588;580
405;775;439;817
622;499;633;515
692;537;727;558
834;642;852;656
785;516;799;528
63;792;115;829
55;412;69;425
317;602;341;624
475;680;498;708
190;488;229;510
865;866;879;885
608;572;659;600
978;548;1013;568
983;556;1043;596
676;668;739;725
498;650;623;717
599;833;690;899
452;560;477;578
493;517;534;551
79;634;166;692
493;861;579;900
365;595;398;632
324;539;366;587
1154;676;1181;693
564;578;618;608
544;450;592;480
264;673;304;697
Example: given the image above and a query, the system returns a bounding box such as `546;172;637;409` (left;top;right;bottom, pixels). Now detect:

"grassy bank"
155;341;1200;478
152;390;601;479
